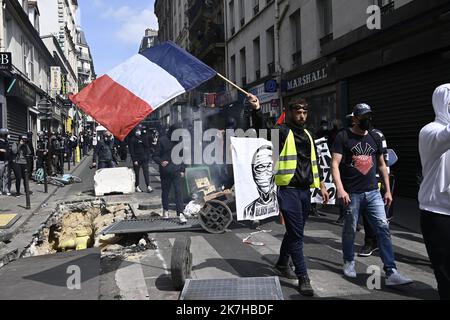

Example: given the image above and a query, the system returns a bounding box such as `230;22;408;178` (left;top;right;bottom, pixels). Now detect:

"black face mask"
359;118;372;131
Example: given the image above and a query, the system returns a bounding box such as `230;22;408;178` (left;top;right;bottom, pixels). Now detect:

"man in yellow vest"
248;94;329;297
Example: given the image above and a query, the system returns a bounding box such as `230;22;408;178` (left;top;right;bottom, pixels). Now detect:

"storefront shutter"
348;51;450;198
7;100;28;142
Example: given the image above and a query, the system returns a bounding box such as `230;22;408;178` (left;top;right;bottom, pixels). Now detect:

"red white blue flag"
70;41;216;140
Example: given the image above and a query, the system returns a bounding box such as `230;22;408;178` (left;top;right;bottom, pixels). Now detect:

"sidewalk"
0;155;91;243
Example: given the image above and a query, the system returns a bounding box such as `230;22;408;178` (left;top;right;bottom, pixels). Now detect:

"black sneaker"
298;276;314;297
358;245;379;257
275;264;297;280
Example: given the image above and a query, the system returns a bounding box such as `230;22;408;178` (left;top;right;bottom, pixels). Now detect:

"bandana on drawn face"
252;146;274;195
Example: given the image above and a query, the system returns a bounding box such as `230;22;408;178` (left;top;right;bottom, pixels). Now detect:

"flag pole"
216;73;250;96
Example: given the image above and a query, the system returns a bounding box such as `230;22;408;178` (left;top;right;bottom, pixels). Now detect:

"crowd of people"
0;129;94;197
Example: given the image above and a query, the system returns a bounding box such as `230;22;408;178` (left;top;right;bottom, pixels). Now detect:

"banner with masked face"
231;137;280;221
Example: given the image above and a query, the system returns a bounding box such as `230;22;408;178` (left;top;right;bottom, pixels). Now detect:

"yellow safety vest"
275;129;321;188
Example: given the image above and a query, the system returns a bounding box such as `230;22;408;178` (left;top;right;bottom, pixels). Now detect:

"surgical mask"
359;118;372;131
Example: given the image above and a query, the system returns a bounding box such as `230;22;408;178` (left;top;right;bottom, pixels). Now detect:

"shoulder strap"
368;129;383;153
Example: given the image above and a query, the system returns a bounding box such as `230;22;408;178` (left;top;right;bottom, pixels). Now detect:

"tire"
171;236;192;291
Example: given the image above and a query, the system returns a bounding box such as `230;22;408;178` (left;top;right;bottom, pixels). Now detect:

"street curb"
0;154;92;243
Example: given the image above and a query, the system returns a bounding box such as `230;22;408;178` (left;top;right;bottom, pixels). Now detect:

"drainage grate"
101;217;203;235
180;277;284;300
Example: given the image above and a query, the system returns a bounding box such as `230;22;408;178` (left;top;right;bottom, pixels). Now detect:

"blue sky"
78;0;158;76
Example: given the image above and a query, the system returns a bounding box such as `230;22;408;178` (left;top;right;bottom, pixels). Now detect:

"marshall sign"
0;52;12;71
286;67;328;91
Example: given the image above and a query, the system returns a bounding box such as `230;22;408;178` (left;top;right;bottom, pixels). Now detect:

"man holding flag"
248;93;330;297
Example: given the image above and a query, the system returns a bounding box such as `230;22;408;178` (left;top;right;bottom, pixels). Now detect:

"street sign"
0;52;12;71
265;79;277;93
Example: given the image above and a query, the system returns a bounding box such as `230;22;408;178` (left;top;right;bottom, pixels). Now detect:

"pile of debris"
23;200;156;258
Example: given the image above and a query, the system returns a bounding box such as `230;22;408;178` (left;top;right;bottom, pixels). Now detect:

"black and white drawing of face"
252;146;274;195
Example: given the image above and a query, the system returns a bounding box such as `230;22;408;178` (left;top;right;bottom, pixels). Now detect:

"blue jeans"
277;188;311;278
342;190;397;274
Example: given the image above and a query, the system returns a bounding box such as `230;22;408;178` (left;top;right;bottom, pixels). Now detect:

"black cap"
351;103;373;117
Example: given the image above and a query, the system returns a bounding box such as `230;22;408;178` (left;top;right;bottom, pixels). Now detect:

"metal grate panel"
101;217;203;235
180;277;284;300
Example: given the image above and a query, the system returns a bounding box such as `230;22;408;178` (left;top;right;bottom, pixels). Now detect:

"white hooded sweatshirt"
418;84;450;216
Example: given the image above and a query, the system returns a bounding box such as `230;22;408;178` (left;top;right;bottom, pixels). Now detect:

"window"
253;37;260;80
253;0;259;16
29;47;34;81
290;9;302;67
266;26;275;74
239;47;246;86
230;55;236;83
239;0;245;27
318;0;333;37
229;0;235;35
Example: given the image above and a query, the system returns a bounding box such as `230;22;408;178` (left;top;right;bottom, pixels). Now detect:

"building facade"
0;0;55;142
39;0;79;95
224;0;450;198
139;28;158;53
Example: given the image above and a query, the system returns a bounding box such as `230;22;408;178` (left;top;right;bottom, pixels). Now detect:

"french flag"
70;41;217;141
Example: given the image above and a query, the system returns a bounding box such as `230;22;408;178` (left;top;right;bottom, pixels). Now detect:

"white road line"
187;236;238;280
115;256;150;300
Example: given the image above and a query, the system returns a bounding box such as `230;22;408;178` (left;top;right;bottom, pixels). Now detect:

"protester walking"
247;93;330;297
419;84;450;300
331;103;413;287
9;135;31;197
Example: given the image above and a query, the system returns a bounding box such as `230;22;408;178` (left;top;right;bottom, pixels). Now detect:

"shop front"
282;57;338;133
5;76;36;141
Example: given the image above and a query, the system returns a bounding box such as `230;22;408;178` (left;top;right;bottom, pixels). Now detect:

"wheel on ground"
171;236;192;291
198;200;233;234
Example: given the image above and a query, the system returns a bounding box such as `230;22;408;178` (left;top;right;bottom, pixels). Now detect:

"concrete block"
94;168;135;197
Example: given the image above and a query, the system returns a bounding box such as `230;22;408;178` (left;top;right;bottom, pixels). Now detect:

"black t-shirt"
332;129;382;193
0;139;9;162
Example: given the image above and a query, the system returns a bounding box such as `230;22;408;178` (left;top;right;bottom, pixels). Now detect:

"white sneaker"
179;213;187;224
386;269;413;286
6;192;11;196
183;211;192;218
136;186;143;193
343;261;357;278
147;186;153;193
162;210;170;219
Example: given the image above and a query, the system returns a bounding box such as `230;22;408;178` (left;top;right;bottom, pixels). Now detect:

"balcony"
78;67;91;76
78;52;91;61
190;23;225;59
188;0;221;30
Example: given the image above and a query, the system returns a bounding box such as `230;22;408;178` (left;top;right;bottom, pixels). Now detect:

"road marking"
115;256;150;300
188;236;238;280
234;230;371;297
